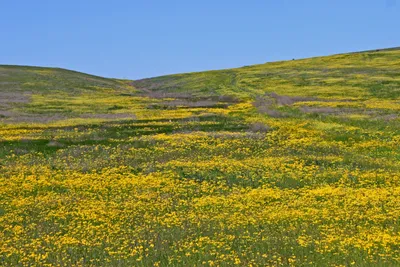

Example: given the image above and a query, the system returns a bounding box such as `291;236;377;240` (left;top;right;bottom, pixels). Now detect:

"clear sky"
1;0;399;79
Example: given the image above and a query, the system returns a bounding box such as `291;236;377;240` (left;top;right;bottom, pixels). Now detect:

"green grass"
1;48;400;266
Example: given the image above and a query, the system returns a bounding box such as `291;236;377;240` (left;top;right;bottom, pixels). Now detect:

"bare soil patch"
268;92;318;106
0;91;31;104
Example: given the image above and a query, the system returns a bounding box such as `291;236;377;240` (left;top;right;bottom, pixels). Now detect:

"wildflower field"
1;49;400;266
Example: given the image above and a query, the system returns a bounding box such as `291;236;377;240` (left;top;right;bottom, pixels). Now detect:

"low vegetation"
1;49;400;266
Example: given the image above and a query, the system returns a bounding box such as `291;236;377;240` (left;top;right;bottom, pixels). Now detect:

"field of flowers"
1;49;400;266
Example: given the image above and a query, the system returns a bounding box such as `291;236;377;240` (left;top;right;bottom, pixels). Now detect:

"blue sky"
1;0;399;79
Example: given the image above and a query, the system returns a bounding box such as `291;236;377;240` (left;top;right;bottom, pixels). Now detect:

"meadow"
1;49;400;266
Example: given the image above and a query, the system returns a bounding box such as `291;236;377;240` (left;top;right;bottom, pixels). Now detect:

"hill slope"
1;49;400;266
132;48;400;99
0;65;136;123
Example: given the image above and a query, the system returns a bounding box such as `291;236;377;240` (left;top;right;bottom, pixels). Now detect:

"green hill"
2;48;400;125
132;48;400;99
1;49;400;266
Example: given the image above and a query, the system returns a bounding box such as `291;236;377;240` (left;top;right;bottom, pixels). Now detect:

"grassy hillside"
1;49;400;266
133;48;400;99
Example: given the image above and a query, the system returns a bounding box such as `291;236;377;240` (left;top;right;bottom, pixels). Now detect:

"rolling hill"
1;48;400;266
